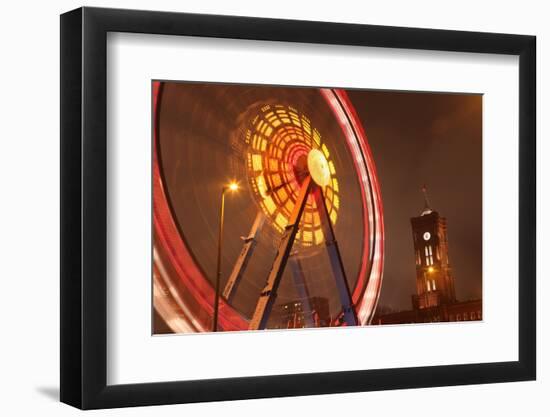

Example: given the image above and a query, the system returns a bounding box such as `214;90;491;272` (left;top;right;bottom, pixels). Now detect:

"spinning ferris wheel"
153;82;384;333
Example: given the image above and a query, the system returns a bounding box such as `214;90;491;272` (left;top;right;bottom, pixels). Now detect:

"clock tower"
410;186;456;310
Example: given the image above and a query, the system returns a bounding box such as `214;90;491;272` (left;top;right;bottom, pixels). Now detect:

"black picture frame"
60;6;536;410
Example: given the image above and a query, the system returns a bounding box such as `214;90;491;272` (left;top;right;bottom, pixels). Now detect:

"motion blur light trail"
153;81;384;332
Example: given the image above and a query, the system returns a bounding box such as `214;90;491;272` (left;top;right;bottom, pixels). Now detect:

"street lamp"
212;181;239;332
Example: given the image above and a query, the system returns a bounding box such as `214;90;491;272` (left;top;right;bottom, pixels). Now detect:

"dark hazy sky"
347;90;482;310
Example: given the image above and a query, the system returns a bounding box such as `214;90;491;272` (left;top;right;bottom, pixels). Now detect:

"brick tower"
410;186;456;309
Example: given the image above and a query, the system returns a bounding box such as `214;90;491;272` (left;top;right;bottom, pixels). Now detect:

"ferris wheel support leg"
313;186;359;326
288;254;315;328
222;212;265;303
248;176;313;330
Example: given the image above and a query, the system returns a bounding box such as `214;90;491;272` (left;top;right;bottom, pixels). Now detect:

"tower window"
425;245;434;265
432;279;436;290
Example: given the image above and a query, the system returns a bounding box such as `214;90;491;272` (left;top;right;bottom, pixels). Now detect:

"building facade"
272;296;331;329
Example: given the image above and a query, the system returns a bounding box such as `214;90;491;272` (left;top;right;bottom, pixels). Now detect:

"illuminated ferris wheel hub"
307;149;331;187
245;104;341;248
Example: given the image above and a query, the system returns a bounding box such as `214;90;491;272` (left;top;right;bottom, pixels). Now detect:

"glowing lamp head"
228;182;239;192
307;149;331;187
428;266;435;273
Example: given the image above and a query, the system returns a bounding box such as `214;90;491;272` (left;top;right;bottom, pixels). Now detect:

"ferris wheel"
153;82;384;332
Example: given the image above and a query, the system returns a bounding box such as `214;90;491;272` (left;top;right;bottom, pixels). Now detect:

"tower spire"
421;184;433;216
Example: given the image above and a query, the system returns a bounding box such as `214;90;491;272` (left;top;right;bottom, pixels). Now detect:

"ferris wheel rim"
153;83;385;331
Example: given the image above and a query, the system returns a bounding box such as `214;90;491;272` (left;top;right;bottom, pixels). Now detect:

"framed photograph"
60;6;536;409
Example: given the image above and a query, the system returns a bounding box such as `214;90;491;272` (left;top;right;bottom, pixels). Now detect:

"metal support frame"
248;176;313;330
312;186;358;326
248;175;358;330
288;253;314;328
222;212;265;303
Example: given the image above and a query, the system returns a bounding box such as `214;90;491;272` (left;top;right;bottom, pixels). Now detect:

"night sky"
347;90;482;310
157;83;482;320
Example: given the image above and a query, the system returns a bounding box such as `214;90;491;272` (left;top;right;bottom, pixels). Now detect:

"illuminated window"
325;187;333;200
275;213;287;230
314;229;324;245
333;195;340;210
425;245;434;265
332;178;339;192
321;143;330;158
251;154;263;171
432;279;436;290
312;129;321;145
263;196;276;214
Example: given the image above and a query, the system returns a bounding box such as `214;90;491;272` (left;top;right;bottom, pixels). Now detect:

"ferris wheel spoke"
288;253;315;328
312;186;358;326
265;181;291;196
249;176;313;330
222;211;266;303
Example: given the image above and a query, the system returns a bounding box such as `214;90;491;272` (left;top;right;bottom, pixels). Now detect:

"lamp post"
213;181;239;332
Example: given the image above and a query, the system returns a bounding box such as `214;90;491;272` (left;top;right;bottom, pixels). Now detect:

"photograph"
152;81;483;334
0;0;541;414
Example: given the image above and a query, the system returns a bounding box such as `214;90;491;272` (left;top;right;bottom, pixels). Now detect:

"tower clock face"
423;232;431;241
